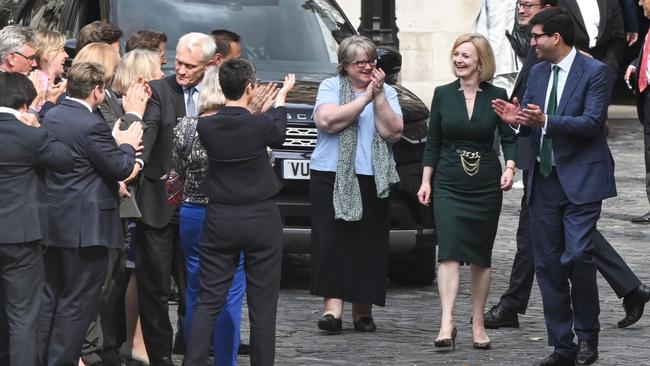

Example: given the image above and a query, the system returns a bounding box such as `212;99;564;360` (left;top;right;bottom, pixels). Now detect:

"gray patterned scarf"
333;76;400;221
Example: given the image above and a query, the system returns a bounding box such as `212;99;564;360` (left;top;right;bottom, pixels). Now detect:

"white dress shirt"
576;0;601;48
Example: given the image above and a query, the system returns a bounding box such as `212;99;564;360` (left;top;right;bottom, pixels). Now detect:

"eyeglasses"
530;32;554;41
351;59;376;68
517;1;541;10
13;51;36;62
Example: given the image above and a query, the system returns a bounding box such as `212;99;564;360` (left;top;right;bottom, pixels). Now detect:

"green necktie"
540;65;560;177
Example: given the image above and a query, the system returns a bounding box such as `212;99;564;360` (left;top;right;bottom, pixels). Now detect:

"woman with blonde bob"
31;29;68;110
416;33;516;351
112;48;164;96
72;42;121;86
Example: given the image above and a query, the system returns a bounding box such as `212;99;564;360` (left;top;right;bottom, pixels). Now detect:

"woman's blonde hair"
198;66;226;114
337;35;377;76
112;49;162;96
33;30;65;69
450;33;496;82
72;42;121;85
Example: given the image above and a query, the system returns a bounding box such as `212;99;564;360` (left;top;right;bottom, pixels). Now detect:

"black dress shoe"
631;211;650;224
483;304;519;329
618;284;650;328
575;339;598;365
536;352;574;366
353;317;376;332
317;314;342;333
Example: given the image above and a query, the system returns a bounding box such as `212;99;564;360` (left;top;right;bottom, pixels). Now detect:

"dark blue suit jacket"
522;52;617;205
43;99;136;249
0;113;73;244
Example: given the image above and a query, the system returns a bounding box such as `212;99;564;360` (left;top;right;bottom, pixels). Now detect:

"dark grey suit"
559;0;626;81
136;74;187;363
0;112;73;366
39;98;136;366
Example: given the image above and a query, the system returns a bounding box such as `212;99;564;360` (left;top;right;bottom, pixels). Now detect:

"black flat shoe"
434;326;457;351
353;317;376;332
618;284;650;328
483;303;519;329
317;314;342;333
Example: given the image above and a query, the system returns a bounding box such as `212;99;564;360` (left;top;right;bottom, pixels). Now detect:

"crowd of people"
1;1;650;366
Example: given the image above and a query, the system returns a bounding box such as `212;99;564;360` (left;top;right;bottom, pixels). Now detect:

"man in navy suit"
485;0;650;332
38;62;143;366
494;7;615;366
0;73;73;366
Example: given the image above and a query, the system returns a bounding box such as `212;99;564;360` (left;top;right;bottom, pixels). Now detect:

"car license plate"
283;159;310;180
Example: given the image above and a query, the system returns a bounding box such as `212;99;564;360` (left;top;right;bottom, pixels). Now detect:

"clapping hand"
275;73;296;107
370;68;385;95
249;82;279;113
46;79;67;104
122;79;151;117
113;120;144;151
492;97;521;126
17;112;40;128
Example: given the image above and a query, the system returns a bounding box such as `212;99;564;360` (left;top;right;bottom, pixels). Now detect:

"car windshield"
112;0;356;80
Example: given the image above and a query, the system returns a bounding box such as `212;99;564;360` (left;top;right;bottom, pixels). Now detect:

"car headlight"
401;117;428;144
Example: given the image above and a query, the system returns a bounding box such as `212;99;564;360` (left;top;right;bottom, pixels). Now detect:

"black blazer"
42;99;136;249
512;47;545;171
0;113;73;244
559;0;626;78
139;75;186;228
197;106;286;205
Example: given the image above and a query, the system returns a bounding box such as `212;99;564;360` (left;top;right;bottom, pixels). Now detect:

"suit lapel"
169;78;186;121
563;0;588;37
596;0;607;41
557;54;584;116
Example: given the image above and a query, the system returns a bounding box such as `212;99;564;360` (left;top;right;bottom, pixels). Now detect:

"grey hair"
336;35;377;76
177;32;216;63
198;66;225;114
0;26;35;64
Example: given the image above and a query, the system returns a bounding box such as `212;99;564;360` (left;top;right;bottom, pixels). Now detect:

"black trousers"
185;200;283;366
38;246;108;366
81;247;127;365
499;171;640;314
0;241;43;366
135;213;185;363
642;90;650;205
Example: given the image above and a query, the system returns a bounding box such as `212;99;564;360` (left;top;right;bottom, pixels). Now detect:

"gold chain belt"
456;149;481;176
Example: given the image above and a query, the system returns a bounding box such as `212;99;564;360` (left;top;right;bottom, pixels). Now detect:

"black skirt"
309;170;389;306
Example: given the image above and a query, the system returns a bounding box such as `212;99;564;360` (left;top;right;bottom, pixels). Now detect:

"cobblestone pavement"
172;106;650;365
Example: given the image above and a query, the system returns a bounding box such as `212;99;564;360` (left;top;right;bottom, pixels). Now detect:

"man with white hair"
0;25;37;75
135;32;216;366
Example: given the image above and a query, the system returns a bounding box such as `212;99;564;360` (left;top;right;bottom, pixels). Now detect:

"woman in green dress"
417;33;516;350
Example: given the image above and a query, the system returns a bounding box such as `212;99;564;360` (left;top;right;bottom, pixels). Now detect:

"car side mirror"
376;46;401;85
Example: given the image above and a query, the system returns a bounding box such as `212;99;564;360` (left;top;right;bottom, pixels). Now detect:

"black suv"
7;0;436;284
